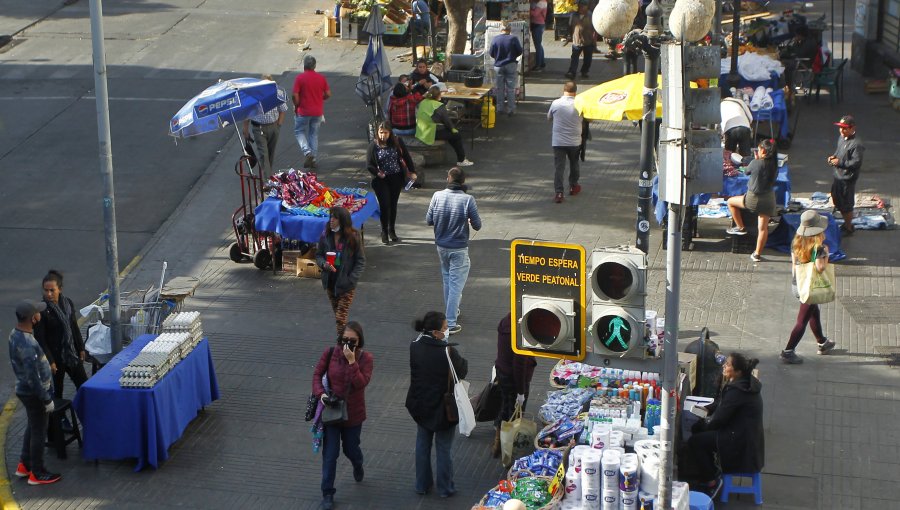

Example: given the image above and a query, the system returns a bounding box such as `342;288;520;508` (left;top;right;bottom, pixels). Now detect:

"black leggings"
435;129;465;162
785;303;824;351
371;173;404;233
53;361;88;399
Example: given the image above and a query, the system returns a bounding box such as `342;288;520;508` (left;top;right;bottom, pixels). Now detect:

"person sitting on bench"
415;85;473;167
725;139;779;262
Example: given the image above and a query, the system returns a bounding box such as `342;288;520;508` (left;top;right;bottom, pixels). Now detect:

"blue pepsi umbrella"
170;77;286;139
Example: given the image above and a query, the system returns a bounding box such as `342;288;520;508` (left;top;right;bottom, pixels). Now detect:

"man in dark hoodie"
827;115;864;235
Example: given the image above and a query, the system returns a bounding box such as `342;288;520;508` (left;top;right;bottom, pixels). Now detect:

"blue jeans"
415;424;456;496
436;246;470;327
294;115;322;157
321;424;364;496
531;23;545;68
494;62;518;114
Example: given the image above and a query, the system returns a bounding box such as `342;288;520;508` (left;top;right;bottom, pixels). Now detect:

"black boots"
389;228;400;242
381;230;390;245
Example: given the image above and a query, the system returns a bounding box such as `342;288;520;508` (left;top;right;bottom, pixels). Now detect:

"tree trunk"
444;0;474;61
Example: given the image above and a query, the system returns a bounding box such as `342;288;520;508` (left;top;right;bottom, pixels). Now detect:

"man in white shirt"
547;81;583;203
720;97;753;157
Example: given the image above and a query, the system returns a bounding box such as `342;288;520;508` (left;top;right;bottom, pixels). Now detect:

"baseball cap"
15;300;46;320
833;115;855;128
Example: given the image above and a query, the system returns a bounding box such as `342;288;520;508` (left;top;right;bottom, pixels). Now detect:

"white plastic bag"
85;323;112;356
445;348;476;437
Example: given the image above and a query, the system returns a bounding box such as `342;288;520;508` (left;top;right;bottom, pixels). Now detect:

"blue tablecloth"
254;196;380;243
73;334;220;471
751;89;789;139
766;211;846;261
652;165;791;224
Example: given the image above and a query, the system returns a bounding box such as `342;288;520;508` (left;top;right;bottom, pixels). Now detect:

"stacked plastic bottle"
161;311;203;348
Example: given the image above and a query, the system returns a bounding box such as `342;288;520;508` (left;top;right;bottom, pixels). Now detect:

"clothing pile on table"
722;52;785;82
266;169;368;217
844;195;895;230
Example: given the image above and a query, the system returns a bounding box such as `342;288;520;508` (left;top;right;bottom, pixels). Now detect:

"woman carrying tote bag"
405;311;468;498
781;210;836;364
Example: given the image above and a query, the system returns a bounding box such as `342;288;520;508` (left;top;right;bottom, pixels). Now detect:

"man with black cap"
827;115;864;235
8;300;61;485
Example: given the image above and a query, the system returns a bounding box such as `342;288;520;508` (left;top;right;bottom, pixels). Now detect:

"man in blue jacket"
490;22;523;116
8;300;61;485
426;167;482;335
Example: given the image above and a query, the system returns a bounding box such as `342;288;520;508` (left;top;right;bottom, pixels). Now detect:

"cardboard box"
280;250;302;274
297;259;322;279
678;352;698;394
324;15;338;37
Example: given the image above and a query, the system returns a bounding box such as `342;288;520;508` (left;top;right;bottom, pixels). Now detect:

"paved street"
2;0;900;508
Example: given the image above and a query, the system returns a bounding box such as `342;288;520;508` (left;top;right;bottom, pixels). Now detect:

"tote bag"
500;403;537;468
796;248;836;304
445;347;476;437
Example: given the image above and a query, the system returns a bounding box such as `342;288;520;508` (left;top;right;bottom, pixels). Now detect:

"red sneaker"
15;462;29;478
28;471;61;485
570;184;582;196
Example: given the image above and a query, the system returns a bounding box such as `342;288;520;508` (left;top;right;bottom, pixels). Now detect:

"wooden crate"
324;16;338;37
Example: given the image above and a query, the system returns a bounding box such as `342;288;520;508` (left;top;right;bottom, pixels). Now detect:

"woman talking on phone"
311;321;374;510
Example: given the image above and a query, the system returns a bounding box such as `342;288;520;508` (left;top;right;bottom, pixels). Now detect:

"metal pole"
727;0;741;89
89;0;123;353
657;202;683;509
635;0;662;254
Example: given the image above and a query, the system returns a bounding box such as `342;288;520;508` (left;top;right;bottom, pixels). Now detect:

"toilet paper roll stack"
559;499;582;510
621;489;639;510
609;430;625;448
591;424;611;450
564;468;582;502
570;445;592;475
581;449;603;509
634;439;663;495
638;490;656;510
601;449;621;492
619;453;641;493
601;489;619;510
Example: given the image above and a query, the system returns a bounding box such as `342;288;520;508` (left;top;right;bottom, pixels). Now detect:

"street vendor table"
652;165;792;224
443;82;492;148
73;334;219;471
254;196;380;243
766;211;846;261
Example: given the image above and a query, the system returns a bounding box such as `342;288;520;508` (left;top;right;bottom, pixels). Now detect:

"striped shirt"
426;187;482;249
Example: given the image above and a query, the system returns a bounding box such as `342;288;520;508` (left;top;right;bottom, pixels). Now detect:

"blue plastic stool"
720;472;763;505
689;490;715;510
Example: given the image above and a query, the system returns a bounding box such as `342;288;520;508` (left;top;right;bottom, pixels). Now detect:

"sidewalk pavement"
4;3;900;509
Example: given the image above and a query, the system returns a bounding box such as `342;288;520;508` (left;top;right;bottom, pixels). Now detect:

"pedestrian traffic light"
511;240;587;361
520;295;578;351
658;42;722;204
589;246;648;358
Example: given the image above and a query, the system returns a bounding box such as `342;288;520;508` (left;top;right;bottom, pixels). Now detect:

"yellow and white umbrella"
574;73;697;121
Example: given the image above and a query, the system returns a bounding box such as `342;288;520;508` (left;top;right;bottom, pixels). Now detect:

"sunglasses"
340;337;358;349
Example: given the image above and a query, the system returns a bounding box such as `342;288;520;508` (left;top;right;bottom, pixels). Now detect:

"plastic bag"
501;404;537;468
445;348;476;436
85;323;112;356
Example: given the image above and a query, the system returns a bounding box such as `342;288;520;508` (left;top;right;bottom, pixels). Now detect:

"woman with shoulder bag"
316;207;366;336
34;269;88;400
312;321;374;510
366;121;417;245
781;210;835;364
405;311;468;498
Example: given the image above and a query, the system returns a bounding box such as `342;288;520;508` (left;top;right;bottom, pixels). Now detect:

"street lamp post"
727;0;741;89
624;0;662;255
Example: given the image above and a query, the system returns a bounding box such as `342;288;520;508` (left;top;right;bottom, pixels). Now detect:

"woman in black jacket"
405;311;468;498
34;270;87;399
688;352;765;496
315;207;366;336
366;121;417;245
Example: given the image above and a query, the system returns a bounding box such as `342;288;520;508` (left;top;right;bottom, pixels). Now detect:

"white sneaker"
456;159;474;167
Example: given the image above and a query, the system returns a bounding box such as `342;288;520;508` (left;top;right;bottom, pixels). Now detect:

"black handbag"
443;371;458;422
321;398;348;426
244;140;258;168
471;379;502;422
304;393;318;422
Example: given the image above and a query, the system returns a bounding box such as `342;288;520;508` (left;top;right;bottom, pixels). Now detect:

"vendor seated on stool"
415;85;473;167
726;139;779;262
720;97;753;158
688;352;764;498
